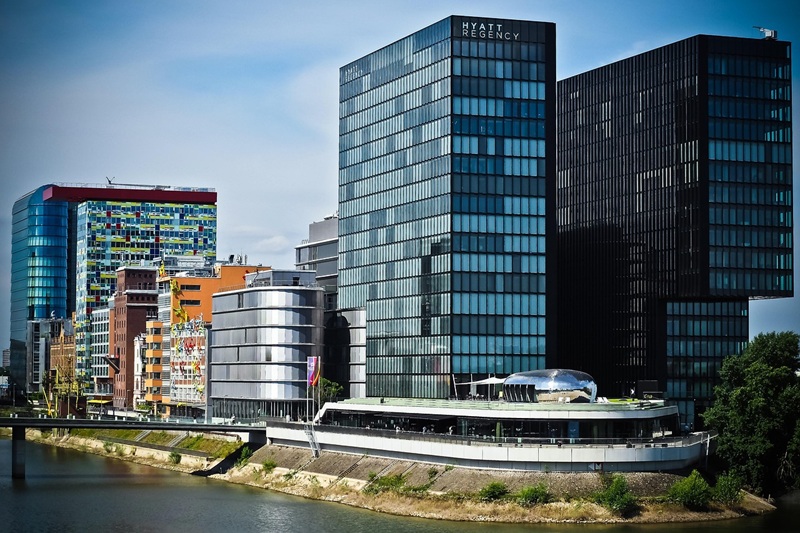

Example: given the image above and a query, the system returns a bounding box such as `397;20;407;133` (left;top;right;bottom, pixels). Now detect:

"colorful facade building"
144;258;265;417
9;183;217;395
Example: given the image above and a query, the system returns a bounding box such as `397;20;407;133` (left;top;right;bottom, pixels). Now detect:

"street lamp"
125;389;129;418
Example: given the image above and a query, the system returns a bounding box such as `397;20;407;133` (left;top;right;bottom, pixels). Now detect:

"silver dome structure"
503;369;597;403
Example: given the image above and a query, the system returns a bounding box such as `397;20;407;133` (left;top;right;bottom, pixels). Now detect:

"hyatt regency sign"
461;21;520;41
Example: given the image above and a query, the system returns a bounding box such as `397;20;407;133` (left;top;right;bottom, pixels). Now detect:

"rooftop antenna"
753;26;778;40
106;176;116;184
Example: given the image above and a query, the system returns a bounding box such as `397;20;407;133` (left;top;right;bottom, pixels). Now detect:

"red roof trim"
43;185;217;204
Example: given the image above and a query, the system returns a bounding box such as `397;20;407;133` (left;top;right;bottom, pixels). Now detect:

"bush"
103;441;114;453
364;473;407;495
593;474;637;517
235;445;253;468
479;481;509;502
262;459;277;475
516;483;551;506
168;451;182;464
668;470;712;510
713;472;743;506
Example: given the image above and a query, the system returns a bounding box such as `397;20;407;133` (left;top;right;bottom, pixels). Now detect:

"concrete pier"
12;426;26;479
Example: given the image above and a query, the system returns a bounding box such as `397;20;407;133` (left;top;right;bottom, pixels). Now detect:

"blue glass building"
556;34;793;426
338;16;556;398
10;186;71;391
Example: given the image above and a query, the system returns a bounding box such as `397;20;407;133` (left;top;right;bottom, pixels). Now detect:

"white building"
209;269;324;421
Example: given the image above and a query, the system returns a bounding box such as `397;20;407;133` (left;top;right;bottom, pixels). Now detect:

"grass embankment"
68;428;240;459
212;446;775;524
26;427;241;473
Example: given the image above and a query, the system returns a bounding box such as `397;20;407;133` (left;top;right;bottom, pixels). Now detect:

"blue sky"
0;0;798;351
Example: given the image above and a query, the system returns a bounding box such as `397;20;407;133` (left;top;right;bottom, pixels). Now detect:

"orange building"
145;261;269;416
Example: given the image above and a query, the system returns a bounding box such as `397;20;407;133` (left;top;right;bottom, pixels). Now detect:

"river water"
1;439;798;532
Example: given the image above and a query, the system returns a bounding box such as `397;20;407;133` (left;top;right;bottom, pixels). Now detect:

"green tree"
703;331;800;496
316;377;344;405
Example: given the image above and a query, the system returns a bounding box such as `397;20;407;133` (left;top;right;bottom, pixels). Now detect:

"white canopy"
456;376;505;386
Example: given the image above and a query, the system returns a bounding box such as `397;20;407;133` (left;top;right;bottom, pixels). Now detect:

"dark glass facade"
557;35;793;426
338;16;556;398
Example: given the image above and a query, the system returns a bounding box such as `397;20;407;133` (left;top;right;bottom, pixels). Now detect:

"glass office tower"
338;16;556;398
557;34;793;426
10;186;71;392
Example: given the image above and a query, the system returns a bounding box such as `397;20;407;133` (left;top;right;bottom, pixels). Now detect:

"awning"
87;399;112;404
456;376;505;385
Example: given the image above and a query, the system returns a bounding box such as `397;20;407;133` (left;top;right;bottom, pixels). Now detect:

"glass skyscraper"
338;16;556;398
556;34;793;426
9;183;218;393
10;186;71;392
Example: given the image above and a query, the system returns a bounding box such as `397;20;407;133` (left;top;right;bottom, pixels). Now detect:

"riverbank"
16;428;775;524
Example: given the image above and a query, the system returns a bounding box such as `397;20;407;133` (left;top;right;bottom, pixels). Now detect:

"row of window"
213;290;322;314
709;161;791;185
709;205;792;227
665;379;714;401
453;335;546;356
667;360;723;378
453;115;546;138
709;119;791;143
709;97;790;122
451;249;545;278
708;75;790;100
365;374;450;399
666;339;746;358
453;38;546;61
709;248;793;270
453;57;545;81
452;229;547;252
666;316;748;337
709;269;793;292
453;292;546;315
454;96;546;118
454;212;548;235
454;136;546;157
455;194;547;216
452;315;546;335
454;174;547;197
709;182;792;205
708;54;790;80
709;139;792;164
452;155;546;177
709;227;792;248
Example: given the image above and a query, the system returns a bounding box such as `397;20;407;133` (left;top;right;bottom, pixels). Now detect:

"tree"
703;331;800;496
316;377;344;405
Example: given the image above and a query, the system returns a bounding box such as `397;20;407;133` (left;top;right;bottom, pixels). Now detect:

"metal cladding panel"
43;185;217;205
